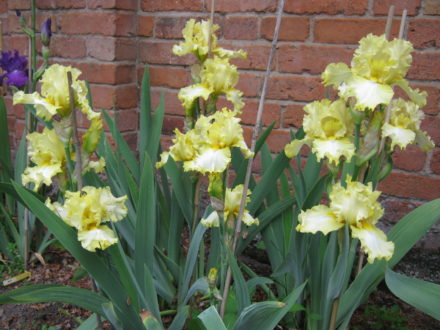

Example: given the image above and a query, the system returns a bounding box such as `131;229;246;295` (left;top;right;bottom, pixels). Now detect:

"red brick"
51;36;86;59
382;198;422;224
88;0;137;10
227;44;271;71
411;84;440;115
239;100;281;127
139;41;195;65
314;18;400;44
8;0;30;9
155;16;193;39
150;88;183;115
141;0;203;11
3;35;28;55
89;84;138;110
431;148;440;174
373;0;421;16
75;62;135;85
59;12;135;36
149;66;190;89
110;109;139;132
37;0;86;9
8;12;56;34
392;145;426;172
87;37;136;61
283;104;306;128
223;17;258;40
378;172;440;200
0;1;7;13
408;19;440;48
421;117;440;146
162;115;184;135
266;129;291;152
278;45;353;75
138;16;155;37
208;0;276;12
261;17;309;42
267;76;325;102
285;0;367;15
236;72;261;98
408;51;440;80
424;0;440;15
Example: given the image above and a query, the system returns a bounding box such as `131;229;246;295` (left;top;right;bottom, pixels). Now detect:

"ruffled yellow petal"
98;187;128;222
22;164;62;191
322;62;352;88
82;117;103;154
242;211;259;226
312;138;355;165
350;224;394;263
296;205;343;235
83;157;106;174
156;152;170;169
13;91;59;121
201;211;220;228
284;138;311;158
178;84;212;110
184;147;231;174
414;130;435;151
382;123;415;150
393;80;427;107
224;184;249;219
201;57;239;93
225;88;244;113
77;225;118;252
330;178;383;227
213;47;247;59
343;75;394;110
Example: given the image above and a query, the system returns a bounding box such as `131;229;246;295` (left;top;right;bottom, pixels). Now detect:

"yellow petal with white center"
284;138;311;158
170;129;198;162
330;178;383;226
296;205;343;235
46;199;68;220
344;75;394;110
78;225;118;252
184;147;231;174
322;62;352;88
22;164;63;191
382;122;416;150
13;91;59;121
201;211;220;228
312;138;355;165
350;224;394;263
178;84;212;110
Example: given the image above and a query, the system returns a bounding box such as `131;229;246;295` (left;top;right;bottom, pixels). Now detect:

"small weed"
0;243;24;278
354;304;408;330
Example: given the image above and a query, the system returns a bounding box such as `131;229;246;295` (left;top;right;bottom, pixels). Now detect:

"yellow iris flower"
178;56;244;113
297;177;394;263
13;64;99;121
382;98;434;151
201;185;258;228
22;128;66;191
322;34;426;110
173;19;246;60
46;186;127;252
157;108;252;175
284;99;355;165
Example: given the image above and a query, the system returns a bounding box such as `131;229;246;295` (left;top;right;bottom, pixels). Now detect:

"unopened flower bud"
41;18;52;46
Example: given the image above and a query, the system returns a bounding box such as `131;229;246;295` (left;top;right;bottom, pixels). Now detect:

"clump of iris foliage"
0;10;440;330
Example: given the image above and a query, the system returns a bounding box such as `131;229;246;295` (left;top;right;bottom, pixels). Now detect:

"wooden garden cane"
220;0;286;319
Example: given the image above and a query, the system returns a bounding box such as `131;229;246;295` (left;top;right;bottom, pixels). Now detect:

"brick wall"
2;0;439;246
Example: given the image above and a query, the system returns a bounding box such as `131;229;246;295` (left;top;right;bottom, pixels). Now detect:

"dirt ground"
0;246;439;329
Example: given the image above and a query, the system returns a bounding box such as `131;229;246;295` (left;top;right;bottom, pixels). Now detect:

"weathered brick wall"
2;0;439;246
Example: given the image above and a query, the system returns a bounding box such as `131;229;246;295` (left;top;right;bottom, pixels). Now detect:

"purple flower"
41;18;52;46
0;50;28;88
15;10;21;17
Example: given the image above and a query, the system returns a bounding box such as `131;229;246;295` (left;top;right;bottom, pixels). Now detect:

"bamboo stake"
219;0;285;318
384;5;395;40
